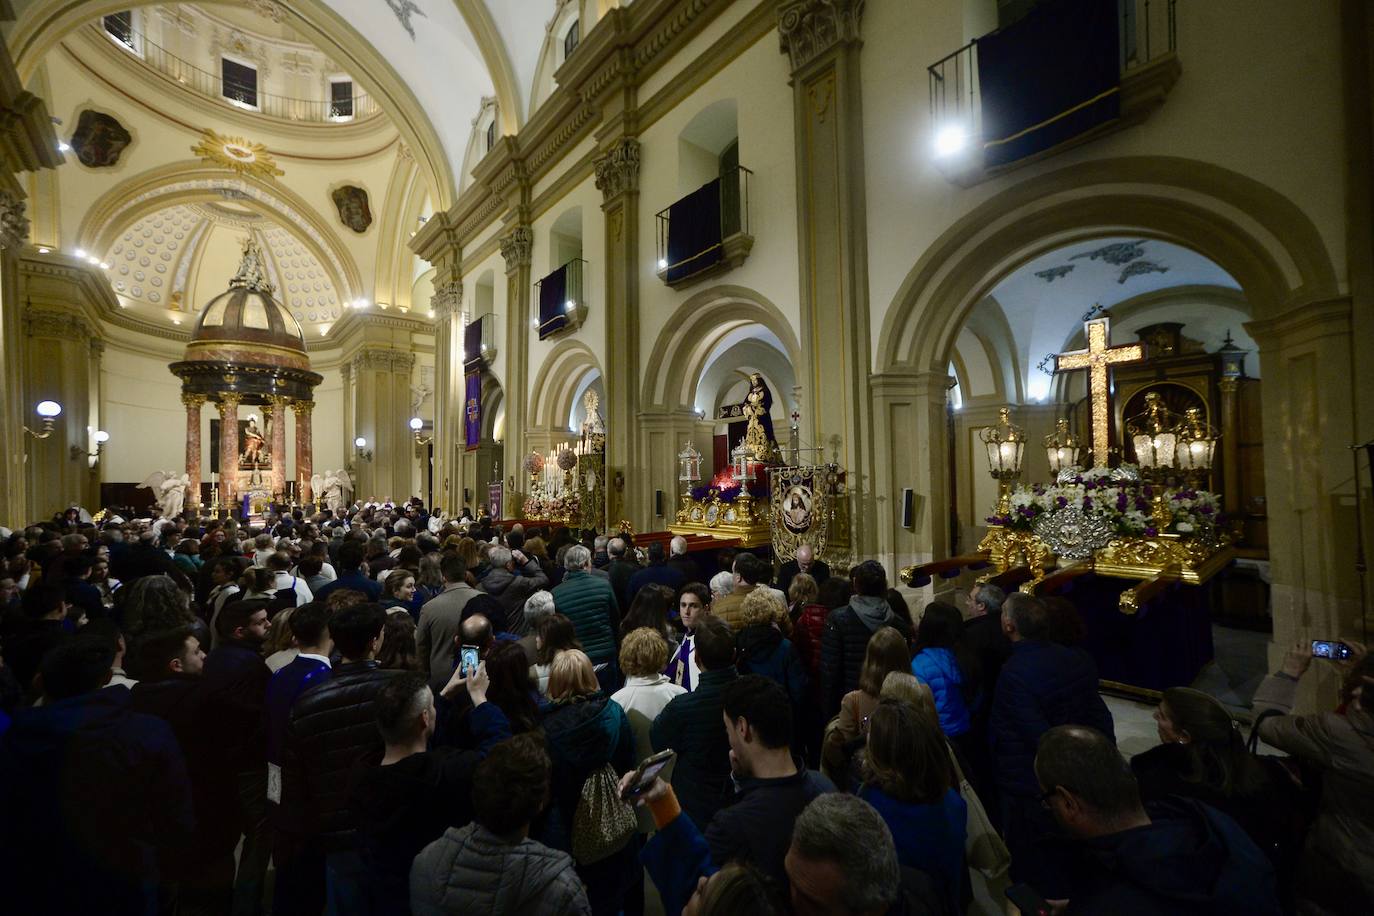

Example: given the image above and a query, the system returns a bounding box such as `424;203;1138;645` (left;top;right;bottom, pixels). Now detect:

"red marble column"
268;396;288;501
219;394;240;511
182;393;205;510
295;399;314;504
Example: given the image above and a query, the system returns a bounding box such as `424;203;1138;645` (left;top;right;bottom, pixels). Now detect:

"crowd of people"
0;500;1371;916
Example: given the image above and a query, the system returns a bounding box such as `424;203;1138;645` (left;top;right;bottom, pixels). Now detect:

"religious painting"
331;185;373;233
208;416;274;473
782;484;814;534
70;109;133;168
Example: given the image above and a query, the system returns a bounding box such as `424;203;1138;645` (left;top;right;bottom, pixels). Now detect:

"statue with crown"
901;312;1236;695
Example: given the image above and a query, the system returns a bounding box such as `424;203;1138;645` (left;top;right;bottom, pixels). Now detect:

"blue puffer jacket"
911;647;971;737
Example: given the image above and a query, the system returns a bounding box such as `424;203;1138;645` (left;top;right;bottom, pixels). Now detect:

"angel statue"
138;470;191;519
312;469;353;513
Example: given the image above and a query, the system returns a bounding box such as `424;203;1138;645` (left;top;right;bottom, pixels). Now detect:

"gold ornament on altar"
1032;506;1113;561
191;129;285;178
1053;314;1144;465
1044;418;1084;476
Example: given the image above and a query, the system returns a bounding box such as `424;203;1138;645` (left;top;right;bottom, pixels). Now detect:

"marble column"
218;394;241;511
268;396;288;501
294;399;314;504
182;393;205;510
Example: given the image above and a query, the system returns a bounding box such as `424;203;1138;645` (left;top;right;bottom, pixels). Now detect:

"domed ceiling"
103;201;342;333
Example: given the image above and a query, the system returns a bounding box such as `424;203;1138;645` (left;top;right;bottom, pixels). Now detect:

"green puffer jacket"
551;570;619;663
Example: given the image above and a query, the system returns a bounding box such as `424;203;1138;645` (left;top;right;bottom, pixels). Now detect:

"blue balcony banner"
977;0;1120;168
665;177;723;283
538;263;569;340
464;370;481;450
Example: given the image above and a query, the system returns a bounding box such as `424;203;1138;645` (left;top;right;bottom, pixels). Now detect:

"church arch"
482;375;505;442
9;0;457;207
529;338;603;431
642;284;802;413
878;155;1339;376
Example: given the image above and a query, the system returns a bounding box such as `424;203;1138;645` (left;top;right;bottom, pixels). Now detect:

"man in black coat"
665;535;703;586
132;625;240;911
992;593;1113;896
651;615;739;828
282;602;399;913
0;636;195;916
205;598;275;915
606;536;641;616
1035;725;1280;914
818;561;913;718
774;543;831;597
709;675;834;895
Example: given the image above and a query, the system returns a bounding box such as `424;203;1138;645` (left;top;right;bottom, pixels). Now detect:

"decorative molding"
190;129;285;179
593;137;641;202
25;307;93;341
89;338;106;358
499;226;534;271
181;392;207;409
431;278;464;319
350;346;416;374
244;0;288;24
0;192;29;249
777;0;865;74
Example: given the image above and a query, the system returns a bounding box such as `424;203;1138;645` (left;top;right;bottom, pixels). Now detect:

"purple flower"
1145;526;1158;537
1056;496;1068;508
1083;497;1094;510
1117;493;1129;510
1143;486;1154;498
1200;506;1214;515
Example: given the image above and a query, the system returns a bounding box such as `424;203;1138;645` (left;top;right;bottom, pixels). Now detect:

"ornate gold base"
976;526;1233;586
671;491;773;547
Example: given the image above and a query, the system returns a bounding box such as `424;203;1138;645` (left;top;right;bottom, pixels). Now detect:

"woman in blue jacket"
859;697;968;913
911;602;979;737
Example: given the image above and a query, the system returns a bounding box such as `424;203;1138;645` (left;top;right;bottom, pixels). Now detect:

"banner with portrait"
769;465;837;562
464;371;481;450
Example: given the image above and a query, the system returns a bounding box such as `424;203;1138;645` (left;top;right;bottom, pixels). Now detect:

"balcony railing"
95;24;380;124
534;257;588;339
655;165;753;290
928;0;1177;183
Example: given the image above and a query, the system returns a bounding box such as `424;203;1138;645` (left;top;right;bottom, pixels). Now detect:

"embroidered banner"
464;371;481;450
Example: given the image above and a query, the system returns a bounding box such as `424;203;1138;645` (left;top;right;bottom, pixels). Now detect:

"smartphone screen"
623;750;675;800
1005;883;1052;916
1312;640;1352;660
459;645;479;675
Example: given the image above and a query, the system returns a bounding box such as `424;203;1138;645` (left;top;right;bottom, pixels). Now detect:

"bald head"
459;614;493;655
796;544;814;568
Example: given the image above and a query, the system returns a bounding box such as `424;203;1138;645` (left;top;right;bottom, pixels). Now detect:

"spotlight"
564;300;576;312
74;248;86;259
657;258;667;269
36;247;50;254
933;124;968;158
409;417;423;431
58;141;70;152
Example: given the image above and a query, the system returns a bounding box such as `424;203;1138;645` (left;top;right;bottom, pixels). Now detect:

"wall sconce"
24;400;62;439
71;429;110;461
409;417;432;446
354;436;373;461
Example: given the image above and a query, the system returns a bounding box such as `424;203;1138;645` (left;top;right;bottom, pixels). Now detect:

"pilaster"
778;0;874;554
430;275;463;511
594;136;643;529
500;225;534;518
22;304;96;519
871;369;953;579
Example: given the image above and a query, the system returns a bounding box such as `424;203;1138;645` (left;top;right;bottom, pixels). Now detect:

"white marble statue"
312;469;353;513
138;470;191;519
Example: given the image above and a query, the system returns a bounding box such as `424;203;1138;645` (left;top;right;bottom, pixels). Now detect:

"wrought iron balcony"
655;165;753;290
928;0;1179;185
534;258;588;339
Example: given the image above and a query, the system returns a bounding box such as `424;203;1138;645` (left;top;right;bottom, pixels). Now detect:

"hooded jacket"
540;693;636;853
1067;797;1281;915
819;596;914;717
736;624;808;705
911;647;972;737
410;823;591;916
0;686;195;916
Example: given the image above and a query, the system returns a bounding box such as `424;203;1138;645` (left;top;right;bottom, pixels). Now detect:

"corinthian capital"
0;191;29;250
431;278;464;320
778;0;864;73
499;227;533;271
593;138;641;202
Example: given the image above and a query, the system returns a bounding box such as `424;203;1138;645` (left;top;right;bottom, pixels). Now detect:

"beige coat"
1254;673;1374;914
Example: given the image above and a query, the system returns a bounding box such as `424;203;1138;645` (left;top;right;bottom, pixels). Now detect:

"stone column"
294;399;314;504
218;394;241;511
268;395;289;501
1218;378;1242;518
500;227;533;519
779;0;874;554
23;306;95;519
594;137;643;529
0;192;29;525
182;393;205;510
431;277;463;512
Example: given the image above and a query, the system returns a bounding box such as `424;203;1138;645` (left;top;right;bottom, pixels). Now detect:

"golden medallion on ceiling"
190;129;285;179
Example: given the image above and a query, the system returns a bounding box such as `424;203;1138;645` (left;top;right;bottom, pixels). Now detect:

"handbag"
571;763;637;865
947;742;1010;878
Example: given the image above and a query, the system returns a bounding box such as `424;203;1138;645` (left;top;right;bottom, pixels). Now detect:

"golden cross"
1054;316;1144;466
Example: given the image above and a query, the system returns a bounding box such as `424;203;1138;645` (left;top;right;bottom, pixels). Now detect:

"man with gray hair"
963;580;1012;808
785;793;941;915
551;545;620;691
665;535;702;585
517;591;556;666
477;545;549;636
708;571;734;603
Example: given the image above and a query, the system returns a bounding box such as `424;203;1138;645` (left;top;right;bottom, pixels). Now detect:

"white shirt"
611;674;687;832
270;571;314;606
